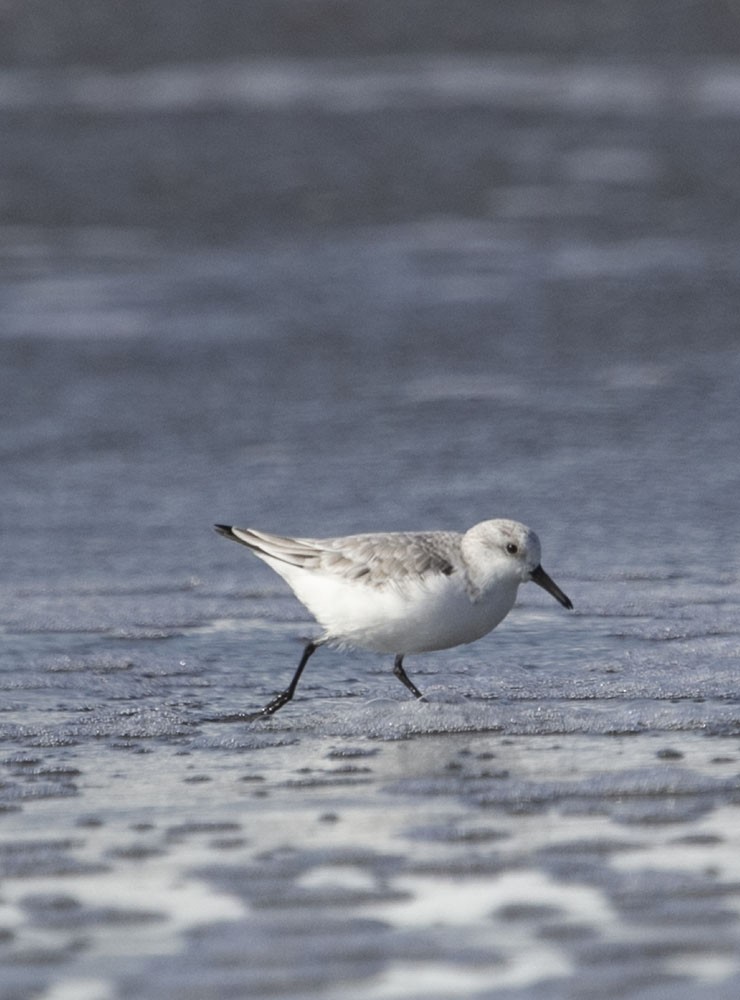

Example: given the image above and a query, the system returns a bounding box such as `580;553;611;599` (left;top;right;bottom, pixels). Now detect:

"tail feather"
214;524;321;568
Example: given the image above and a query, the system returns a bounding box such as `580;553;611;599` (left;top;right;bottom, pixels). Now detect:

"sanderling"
214;519;573;718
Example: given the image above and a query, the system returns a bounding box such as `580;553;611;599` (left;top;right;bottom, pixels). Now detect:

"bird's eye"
506;542;518;555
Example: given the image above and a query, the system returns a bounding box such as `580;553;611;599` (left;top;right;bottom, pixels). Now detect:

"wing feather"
224;526;461;586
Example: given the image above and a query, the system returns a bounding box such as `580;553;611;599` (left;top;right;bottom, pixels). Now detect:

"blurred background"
2;0;740;593
3;6;740;1000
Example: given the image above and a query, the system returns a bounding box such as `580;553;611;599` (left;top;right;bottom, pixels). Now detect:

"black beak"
530;564;573;610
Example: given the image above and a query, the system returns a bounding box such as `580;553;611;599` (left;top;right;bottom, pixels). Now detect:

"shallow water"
2;6;740;998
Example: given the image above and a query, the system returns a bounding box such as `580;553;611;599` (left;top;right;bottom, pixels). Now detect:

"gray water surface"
2;8;740;999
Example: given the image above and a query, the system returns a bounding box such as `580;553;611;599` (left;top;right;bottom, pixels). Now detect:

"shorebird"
215;518;573;718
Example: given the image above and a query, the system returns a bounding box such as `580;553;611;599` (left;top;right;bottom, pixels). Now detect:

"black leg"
393;654;424;700
252;640;319;719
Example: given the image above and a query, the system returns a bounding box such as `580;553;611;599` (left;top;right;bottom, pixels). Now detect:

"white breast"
261;555;521;655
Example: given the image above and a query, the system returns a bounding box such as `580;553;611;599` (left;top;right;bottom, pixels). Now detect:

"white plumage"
215;518;572;717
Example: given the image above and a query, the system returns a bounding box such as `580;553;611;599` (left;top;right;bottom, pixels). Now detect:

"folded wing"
215;525;460;587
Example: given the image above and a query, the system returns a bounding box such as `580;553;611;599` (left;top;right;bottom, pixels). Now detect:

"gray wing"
219;526;463;586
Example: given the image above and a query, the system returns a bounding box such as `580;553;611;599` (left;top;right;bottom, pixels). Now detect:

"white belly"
267;558;520;655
